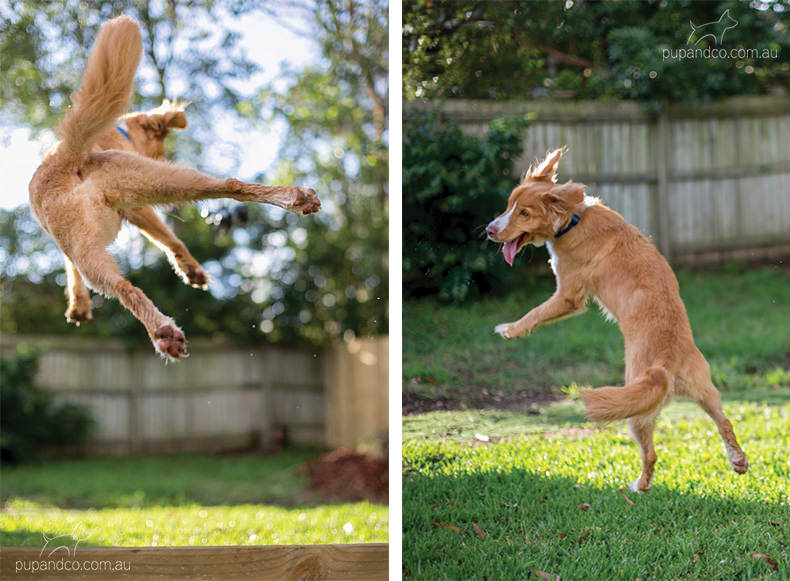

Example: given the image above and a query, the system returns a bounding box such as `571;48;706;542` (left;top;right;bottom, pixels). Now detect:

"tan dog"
486;148;748;492
29;15;320;361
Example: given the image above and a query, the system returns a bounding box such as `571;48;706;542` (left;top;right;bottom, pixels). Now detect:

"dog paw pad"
154;324;188;361
291;187;321;214
186;265;209;289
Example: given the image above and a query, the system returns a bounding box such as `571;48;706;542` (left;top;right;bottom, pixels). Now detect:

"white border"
388;0;403;578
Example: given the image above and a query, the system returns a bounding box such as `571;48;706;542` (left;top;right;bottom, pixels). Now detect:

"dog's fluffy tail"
580;366;669;421
56;15;142;163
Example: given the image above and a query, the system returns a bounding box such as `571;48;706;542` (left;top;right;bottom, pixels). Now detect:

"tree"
1;0;257;169
247;0;389;342
403;111;530;301
403;0;789;108
0;0;388;345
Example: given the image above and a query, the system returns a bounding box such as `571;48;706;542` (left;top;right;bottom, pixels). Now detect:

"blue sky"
0;10;318;210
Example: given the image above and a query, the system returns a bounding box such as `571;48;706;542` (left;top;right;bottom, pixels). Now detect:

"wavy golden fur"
486;148;748;492
29;15;320;361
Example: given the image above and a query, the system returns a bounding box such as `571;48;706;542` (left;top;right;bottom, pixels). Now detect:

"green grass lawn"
404;264;790;407
403;264;789;579
403;393;790;579
0;451;388;547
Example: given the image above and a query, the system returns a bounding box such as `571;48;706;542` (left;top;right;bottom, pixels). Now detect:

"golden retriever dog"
29;16;320;361
486;148;748;492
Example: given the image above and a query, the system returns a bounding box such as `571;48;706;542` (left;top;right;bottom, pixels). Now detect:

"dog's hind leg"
64;255;93;324
122;207;208;288
678;352;749;474
628;414;659;492
70;244;187;360
694;383;749;474
88;151;320;214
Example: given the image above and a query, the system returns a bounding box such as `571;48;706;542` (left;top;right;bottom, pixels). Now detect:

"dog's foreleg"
494;289;586;339
122;207;208;289
90;151;320;214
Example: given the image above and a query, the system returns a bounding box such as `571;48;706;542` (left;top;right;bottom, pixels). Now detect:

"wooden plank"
0;337;336;453
0;544;388;581
653;111;671;258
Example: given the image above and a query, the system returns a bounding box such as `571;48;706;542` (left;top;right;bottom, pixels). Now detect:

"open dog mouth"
502;232;529;266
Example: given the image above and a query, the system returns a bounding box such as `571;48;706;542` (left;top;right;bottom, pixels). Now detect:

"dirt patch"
402;388;563;416
303;448;388;503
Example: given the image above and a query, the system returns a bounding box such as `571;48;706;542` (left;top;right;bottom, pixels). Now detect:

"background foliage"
403;0;789;108
0;349;94;463
0;0;387;345
403;111;531;301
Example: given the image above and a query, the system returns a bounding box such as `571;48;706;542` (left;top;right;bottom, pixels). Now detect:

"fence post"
128;350;143;454
653;111;672;259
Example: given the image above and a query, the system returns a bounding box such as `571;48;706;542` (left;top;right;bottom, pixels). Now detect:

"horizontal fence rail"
0;544;389;580
412;96;790;263
0;335;388;454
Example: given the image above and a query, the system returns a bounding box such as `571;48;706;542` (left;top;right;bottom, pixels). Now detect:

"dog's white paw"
726;446;749;474
628;478;651;493
494;323;511;339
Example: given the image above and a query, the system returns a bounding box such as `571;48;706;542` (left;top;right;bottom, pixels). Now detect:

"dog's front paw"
66;305;92;326
185;264;209;289
290;187;321;215
154;323;188;361
494;323;512;339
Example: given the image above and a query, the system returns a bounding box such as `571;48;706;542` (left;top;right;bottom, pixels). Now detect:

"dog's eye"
520;209;529;218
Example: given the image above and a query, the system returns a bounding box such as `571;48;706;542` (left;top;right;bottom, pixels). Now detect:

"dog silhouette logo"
39;523;89;559
687;9;738;46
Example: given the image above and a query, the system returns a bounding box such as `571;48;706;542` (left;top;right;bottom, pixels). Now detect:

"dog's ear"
164;110;187;130
541;182;584;228
524;147;567;183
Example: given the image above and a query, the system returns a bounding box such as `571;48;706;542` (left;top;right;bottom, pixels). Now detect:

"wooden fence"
325;337;389;450
0;335;388;454
0;544;388;580
414;96;790;263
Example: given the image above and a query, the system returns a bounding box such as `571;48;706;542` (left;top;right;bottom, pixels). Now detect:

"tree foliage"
403;0;789;107
249;0;389;342
0;0;388;346
1;0;259;168
1;349;94;463
403;111;530;301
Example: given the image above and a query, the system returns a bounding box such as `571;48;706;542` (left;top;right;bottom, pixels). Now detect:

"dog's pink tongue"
503;239;518;266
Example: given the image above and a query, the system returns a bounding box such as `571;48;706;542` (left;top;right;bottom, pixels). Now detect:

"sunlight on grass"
0;451;388;546
0;501;388;547
403;393;789;579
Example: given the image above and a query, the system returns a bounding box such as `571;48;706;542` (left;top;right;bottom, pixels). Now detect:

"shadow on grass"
1;450;329;510
403;468;787;580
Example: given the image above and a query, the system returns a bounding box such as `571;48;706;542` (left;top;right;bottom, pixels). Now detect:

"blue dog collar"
116;125;131;142
555;214;580;238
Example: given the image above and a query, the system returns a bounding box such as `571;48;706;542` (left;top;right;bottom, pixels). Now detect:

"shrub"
0;349;94;463
403;110;531;301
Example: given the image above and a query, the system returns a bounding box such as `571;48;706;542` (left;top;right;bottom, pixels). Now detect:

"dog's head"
122;99;189;159
486;147;585;264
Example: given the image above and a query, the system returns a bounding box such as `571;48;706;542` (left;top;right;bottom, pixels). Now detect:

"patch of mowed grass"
403;264;790;405
0;451;319;509
0;500;387;547
0;452;388;546
403;394;790;580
